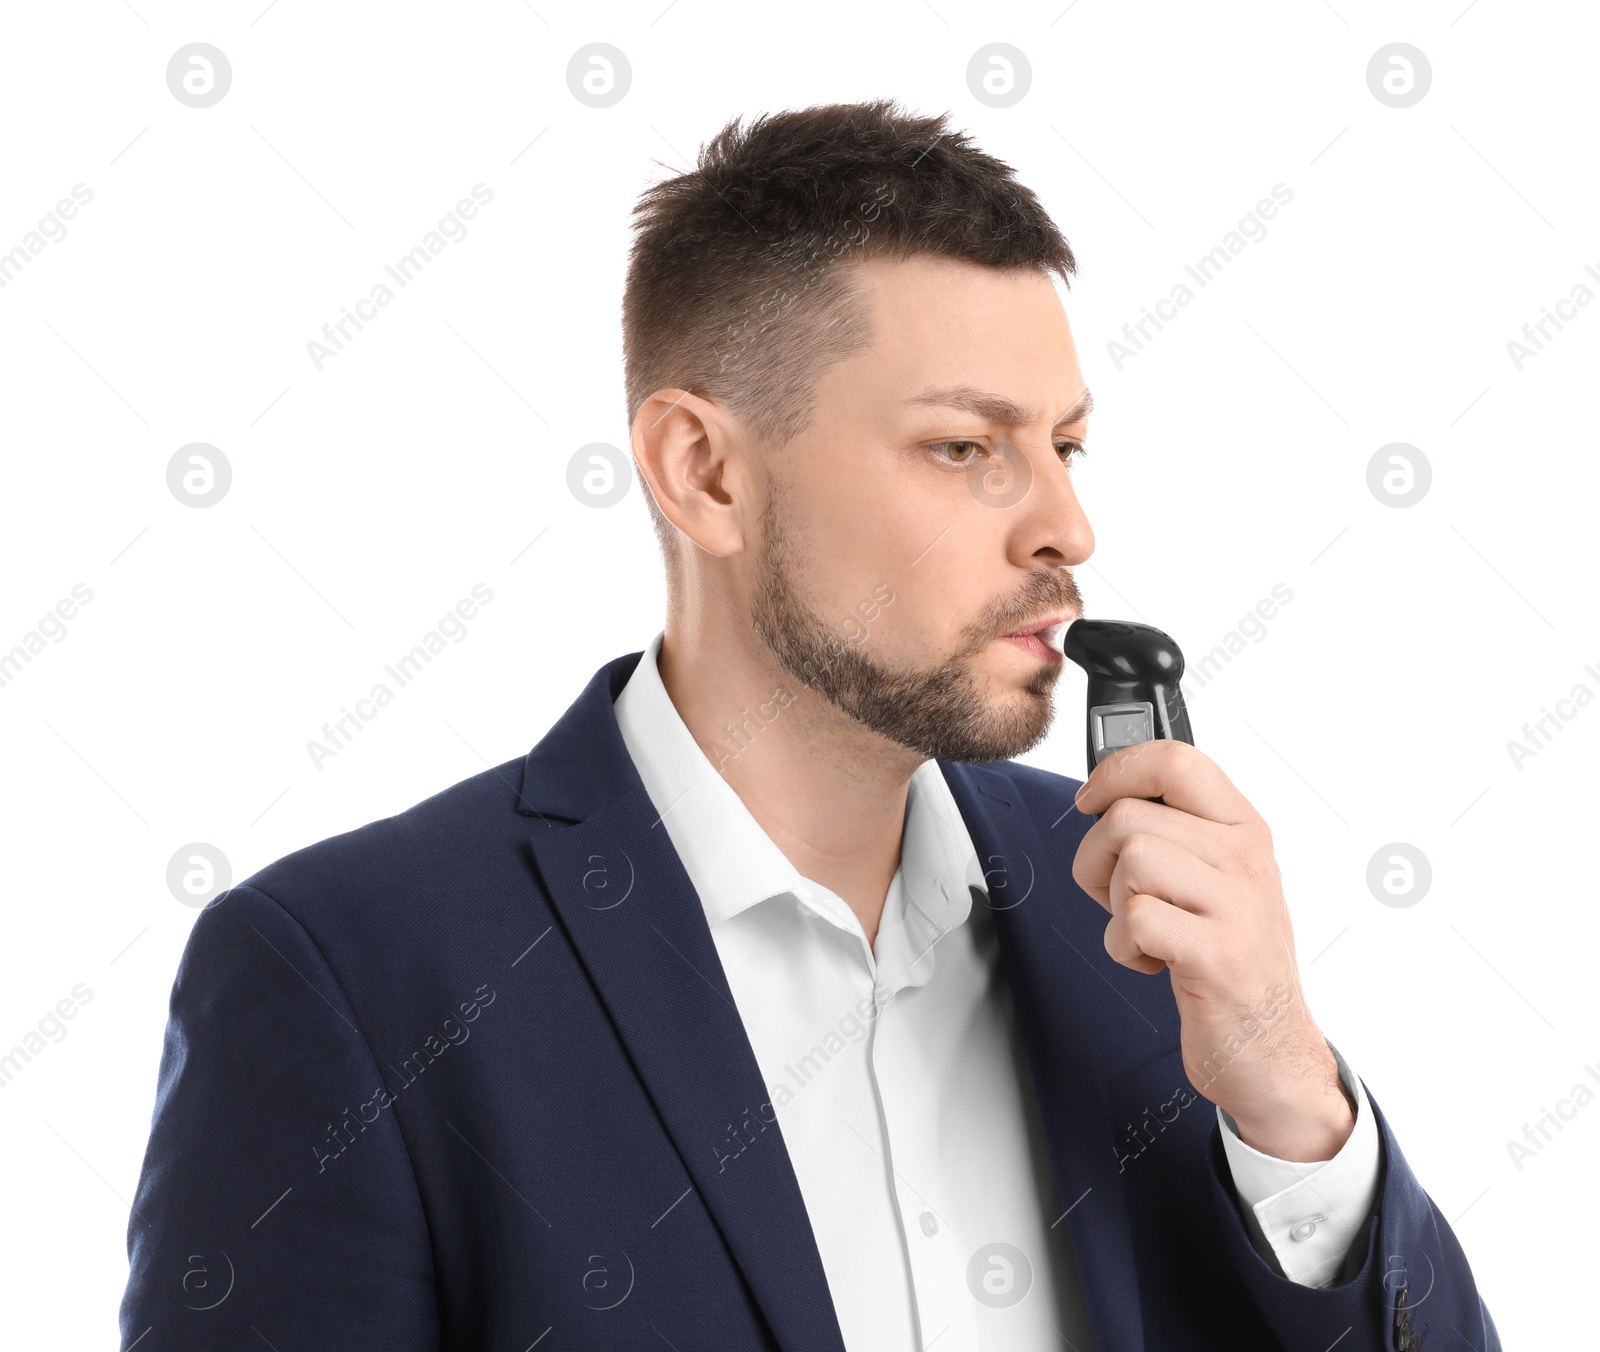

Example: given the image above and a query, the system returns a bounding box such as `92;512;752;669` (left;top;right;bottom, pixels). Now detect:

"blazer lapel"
939;759;1149;1352
518;653;847;1352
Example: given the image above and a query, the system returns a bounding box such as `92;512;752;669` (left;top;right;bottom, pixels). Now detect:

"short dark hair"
621;98;1077;590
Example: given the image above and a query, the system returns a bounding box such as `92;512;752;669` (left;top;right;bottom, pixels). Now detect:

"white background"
1;1;1594;1345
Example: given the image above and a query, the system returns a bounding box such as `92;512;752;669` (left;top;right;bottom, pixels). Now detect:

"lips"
1002;616;1073;650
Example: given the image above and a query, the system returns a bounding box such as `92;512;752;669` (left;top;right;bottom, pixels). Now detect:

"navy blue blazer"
121;650;1500;1350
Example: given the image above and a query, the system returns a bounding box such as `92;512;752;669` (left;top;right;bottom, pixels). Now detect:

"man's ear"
631;388;752;561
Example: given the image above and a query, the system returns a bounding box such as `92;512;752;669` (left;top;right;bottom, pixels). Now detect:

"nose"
1002;435;1094;571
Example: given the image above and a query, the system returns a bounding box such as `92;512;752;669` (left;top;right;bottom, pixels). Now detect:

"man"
121;100;1498;1350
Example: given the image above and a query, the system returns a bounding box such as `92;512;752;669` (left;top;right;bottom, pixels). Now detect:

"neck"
657;610;922;950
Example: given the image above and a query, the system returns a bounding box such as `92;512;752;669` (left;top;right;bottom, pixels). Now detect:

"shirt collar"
612;632;986;953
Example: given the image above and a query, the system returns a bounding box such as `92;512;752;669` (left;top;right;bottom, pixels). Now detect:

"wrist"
1233;1052;1356;1163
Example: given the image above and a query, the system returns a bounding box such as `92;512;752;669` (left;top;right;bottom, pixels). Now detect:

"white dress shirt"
613;632;1381;1348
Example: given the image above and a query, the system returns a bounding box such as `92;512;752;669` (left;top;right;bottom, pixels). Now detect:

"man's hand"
1071;739;1355;1164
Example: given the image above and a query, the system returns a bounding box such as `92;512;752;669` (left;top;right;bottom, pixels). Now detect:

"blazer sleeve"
119;883;439;1351
1207;1075;1502;1351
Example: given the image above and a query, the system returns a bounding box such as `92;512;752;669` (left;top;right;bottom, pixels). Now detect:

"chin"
973;695;1056;761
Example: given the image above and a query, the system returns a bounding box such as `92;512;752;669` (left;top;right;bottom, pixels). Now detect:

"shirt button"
1289;1220;1318;1242
919;1210;938;1237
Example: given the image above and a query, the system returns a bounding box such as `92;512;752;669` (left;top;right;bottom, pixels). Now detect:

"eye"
1056;439;1088;466
928;440;984;464
927;439;1088;467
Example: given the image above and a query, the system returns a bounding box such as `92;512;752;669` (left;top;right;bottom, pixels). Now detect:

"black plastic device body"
1062;618;1194;819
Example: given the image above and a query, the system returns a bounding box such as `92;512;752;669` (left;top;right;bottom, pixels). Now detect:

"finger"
1074;739;1256;827
1072;797;1242;896
1104;892;1203;974
1105;831;1232;920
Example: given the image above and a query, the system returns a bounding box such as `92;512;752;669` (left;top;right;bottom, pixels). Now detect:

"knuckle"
1102;797;1140;834
1165;738;1199;773
1121;831;1157;872
1123;895;1163;948
1102;922;1122;960
1114;897;1140;938
1232;843;1277;885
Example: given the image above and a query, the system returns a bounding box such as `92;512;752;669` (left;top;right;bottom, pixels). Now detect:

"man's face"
747;254;1095;763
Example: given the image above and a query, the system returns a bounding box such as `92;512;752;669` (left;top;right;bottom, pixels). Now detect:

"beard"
748;479;1083;763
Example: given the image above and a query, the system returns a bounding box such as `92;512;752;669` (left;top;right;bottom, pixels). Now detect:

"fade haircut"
621;98;1077;594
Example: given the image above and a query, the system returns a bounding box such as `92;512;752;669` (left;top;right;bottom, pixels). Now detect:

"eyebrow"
906;384;1094;428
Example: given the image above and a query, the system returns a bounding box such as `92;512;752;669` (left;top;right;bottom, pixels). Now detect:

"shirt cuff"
1215;1039;1382;1287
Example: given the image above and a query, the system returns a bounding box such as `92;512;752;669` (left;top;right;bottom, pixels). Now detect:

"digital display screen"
1098;709;1152;750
